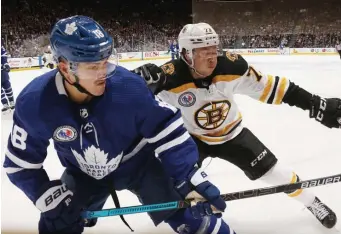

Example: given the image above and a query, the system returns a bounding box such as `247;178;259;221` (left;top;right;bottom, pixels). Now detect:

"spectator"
2;0;340;57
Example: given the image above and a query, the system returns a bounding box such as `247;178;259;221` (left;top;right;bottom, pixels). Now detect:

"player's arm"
130;75;226;213
231;54;341;129
134;85;198;180
282;82;341;128
1;46;10;72
3;93;51;202
3;92;82;231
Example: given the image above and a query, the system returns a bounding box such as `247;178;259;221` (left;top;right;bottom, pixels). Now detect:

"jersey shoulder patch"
215;53;249;76
224;51;239;62
160;62;175;75
159;60;193;93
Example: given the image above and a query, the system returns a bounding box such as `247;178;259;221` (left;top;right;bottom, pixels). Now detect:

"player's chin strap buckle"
185;191;222;214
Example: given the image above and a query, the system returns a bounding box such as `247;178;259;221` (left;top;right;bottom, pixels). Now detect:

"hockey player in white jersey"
133;23;341;229
42;45;56;69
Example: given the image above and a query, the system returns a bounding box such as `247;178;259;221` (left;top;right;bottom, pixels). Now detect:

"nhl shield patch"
178;92;196;107
53;126;78;142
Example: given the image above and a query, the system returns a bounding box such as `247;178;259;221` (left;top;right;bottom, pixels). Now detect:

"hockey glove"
1;63;10;72
35;180;84;233
175;167;226;219
132;63;162;85
310;95;341;128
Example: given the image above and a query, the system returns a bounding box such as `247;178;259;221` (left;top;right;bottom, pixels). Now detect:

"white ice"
1;55;341;234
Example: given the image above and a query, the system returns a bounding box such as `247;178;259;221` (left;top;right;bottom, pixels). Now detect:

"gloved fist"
132;63;162;85
175;167;226;219
2;63;10;72
35;180;84;233
310;95;341;128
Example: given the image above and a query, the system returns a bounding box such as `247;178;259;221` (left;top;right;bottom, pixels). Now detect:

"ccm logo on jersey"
251;149;268;167
53;126;78;142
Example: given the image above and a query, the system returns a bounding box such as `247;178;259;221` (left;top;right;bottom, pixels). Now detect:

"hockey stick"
81;173;341;219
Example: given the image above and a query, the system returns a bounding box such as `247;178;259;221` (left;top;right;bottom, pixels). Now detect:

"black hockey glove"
310;95;341;128
132;63;163;85
35;180;84;233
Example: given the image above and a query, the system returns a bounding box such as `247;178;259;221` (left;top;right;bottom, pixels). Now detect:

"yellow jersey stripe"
259;75;274;102
274;78;288;104
168;82;196;93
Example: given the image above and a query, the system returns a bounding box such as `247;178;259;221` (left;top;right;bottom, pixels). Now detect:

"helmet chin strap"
181;56;207;78
58;68;97;97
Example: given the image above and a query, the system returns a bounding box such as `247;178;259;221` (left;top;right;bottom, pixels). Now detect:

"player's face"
61;57;117;97
76;59;109;96
192;46;218;77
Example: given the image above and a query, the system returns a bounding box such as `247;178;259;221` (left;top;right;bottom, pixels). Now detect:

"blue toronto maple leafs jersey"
1;46;8;68
169;43;179;54
3;66;199;202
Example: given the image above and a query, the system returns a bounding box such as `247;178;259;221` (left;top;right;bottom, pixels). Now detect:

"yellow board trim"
11;67;41;72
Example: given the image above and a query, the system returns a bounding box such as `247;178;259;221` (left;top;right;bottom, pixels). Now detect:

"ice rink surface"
1;55;341;233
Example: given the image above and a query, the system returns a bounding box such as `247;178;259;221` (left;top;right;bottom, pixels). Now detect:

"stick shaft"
82;173;341;219
221;173;341;201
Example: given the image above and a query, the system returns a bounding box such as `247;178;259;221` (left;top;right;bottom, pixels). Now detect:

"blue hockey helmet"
49;16;118;96
50;15;113;63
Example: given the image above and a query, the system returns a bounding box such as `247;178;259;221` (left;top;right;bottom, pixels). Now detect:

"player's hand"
2;63;10;72
175;167;226;219
35;180;84;232
310;95;341;128
132;63;162;85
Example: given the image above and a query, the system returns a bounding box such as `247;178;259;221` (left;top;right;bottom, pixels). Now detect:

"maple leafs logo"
71;145;123;180
64;22;77;35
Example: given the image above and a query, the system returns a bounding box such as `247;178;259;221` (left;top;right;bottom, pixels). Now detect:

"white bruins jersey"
42;52;55;66
155;53;291;145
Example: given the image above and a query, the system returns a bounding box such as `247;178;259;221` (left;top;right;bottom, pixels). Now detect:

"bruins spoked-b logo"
195;100;231;130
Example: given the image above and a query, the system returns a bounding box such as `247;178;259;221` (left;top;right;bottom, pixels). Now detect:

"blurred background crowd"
2;0;340;58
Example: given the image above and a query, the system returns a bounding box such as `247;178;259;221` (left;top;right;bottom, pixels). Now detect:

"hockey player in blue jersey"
3;16;235;234
1;45;15;112
169;40;180;60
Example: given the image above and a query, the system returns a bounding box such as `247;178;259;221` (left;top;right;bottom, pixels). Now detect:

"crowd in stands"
2;0;340;58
